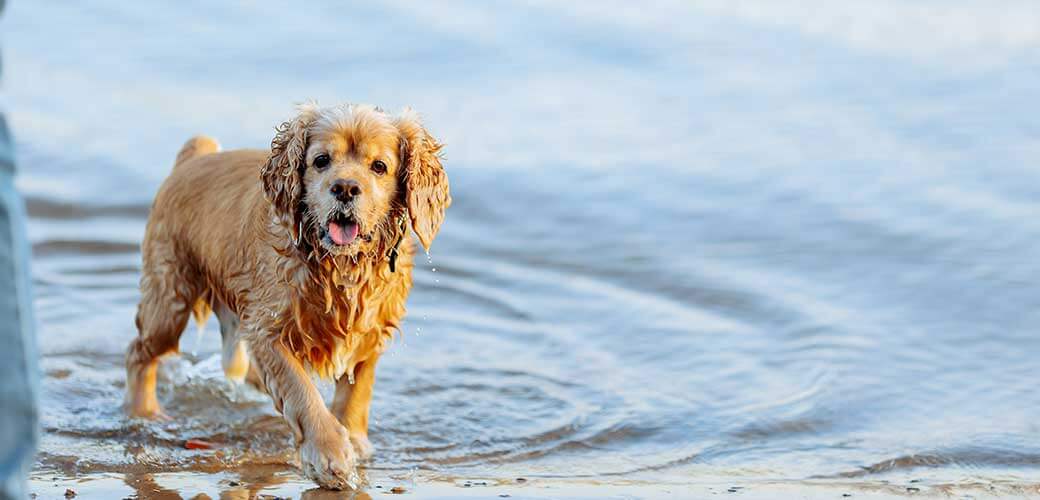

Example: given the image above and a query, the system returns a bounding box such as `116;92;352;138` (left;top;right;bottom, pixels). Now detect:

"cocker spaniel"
124;103;450;489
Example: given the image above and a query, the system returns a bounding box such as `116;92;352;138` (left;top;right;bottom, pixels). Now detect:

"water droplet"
431;267;437;272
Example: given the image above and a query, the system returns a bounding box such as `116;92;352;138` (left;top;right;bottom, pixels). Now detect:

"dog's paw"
124;398;170;421
350;433;374;460
127;408;172;421
298;420;359;490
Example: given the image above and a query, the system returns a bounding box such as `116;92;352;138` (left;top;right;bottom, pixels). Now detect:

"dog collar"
387;213;407;272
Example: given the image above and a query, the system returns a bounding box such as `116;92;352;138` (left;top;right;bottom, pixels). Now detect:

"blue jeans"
0;112;38;500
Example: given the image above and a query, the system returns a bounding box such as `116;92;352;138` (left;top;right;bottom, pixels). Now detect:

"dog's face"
302;109;402;255
261;104;451;259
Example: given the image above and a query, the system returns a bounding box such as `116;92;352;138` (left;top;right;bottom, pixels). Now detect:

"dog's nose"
330;179;362;202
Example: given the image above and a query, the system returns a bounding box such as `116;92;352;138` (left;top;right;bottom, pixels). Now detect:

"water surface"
6;1;1040;498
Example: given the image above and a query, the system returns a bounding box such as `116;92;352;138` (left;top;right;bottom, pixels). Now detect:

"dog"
124;103;450;489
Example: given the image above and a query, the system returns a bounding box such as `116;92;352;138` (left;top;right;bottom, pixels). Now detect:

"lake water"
6;1;1040;498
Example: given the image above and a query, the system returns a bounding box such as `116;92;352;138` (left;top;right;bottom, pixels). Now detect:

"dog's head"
261;103;450;260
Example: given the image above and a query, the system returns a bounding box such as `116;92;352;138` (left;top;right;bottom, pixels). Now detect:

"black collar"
387;214;407;272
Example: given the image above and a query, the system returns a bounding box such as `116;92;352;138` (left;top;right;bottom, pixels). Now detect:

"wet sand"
29;469;1040;500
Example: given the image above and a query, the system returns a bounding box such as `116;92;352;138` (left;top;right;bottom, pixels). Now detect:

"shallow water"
6;1;1040;498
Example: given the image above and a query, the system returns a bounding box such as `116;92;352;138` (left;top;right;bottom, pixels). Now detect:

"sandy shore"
29;467;1040;500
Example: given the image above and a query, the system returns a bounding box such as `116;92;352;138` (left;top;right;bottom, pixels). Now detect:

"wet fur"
124;104;449;489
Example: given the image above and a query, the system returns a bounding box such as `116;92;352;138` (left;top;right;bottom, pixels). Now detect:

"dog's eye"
313;154;331;170
371;160;387;175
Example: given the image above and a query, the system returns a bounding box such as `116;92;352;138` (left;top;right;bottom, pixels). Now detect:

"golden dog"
124;103;450;488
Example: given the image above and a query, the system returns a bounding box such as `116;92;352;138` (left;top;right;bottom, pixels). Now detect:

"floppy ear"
396;110;451;252
261;105;318;243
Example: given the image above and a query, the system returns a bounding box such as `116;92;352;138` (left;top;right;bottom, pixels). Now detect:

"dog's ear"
261;104;318;242
396;109;451;252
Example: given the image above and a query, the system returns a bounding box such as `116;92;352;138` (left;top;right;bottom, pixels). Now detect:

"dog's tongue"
328;220;359;246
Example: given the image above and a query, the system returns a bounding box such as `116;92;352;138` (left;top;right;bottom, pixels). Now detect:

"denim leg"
0;135;38;499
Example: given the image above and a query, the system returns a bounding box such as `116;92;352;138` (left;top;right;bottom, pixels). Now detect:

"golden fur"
124;103;450;489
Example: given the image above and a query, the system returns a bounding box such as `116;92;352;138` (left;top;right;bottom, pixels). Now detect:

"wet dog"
124;103;450;488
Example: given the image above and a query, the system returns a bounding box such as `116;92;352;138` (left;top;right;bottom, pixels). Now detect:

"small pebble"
907;487;920;493
390;486;406;494
228;480;240;487
185;439;217;450
499;495;511;498
64;489;77;499
515;478;527;483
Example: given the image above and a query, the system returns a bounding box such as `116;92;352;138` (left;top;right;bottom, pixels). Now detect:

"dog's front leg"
330;356;379;459
251;339;358;489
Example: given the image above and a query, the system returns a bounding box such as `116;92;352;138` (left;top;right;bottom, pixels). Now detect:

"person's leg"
0;113;39;500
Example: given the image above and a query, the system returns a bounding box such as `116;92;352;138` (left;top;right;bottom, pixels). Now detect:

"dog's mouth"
324;213;360;247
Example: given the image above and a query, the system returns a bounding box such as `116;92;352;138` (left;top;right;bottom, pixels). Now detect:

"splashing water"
190;319;205;357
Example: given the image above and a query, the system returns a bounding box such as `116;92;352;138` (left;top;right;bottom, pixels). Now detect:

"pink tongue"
328;221;359;245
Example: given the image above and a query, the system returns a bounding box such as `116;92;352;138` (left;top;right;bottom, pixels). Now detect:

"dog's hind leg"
125;242;202;419
214;297;250;383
